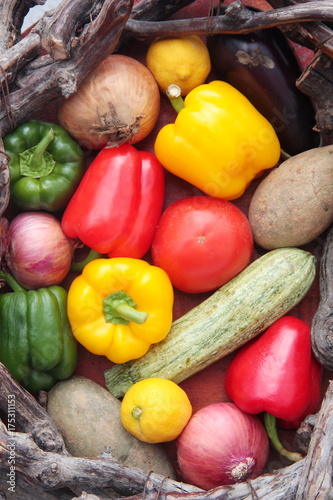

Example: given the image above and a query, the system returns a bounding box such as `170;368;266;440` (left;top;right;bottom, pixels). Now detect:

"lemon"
146;35;211;96
120;378;193;443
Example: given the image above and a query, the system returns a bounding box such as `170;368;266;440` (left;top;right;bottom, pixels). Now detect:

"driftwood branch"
129;0;196;21
0;426;200;496
295;380;333;499
297;51;333;144
0;0;43;53
266;0;333;51
0;364;68;454
125;1;333;42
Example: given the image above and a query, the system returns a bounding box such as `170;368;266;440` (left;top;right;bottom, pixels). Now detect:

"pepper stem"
0;270;27;292
71;248;103;273
264;412;303;462
103;290;148;326
166;84;185;113
19;128;56;178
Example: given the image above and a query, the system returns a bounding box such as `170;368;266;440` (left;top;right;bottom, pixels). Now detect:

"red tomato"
151;196;254;293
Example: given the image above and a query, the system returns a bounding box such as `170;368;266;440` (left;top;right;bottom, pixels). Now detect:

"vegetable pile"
1;1;333;498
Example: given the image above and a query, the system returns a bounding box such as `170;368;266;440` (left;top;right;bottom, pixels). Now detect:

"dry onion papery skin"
5;212;77;290
57;54;161;150
177;402;269;489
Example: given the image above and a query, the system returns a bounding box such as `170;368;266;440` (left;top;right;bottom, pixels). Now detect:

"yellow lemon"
146;35;211;96
120;378;192;443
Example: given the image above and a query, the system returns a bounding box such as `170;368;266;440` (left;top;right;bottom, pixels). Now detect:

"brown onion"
177;402;269;489
57;54;160;150
4;212;76;289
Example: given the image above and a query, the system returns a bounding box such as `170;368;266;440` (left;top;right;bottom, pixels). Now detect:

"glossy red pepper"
278;356;323;429
225;316;314;421
61;144;165;258
225;315;321;461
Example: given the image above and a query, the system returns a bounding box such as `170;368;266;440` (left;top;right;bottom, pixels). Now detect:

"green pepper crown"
19;128;56;178
103;290;148;325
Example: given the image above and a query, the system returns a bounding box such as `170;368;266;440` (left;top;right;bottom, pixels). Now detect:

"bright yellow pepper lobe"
67;257;174;364
154;80;281;200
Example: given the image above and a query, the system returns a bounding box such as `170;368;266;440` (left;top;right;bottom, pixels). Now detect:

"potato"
47;376;176;478
248;145;333;249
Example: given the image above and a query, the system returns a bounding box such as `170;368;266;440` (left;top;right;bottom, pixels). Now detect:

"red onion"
4;212;76;289
177;402;269;489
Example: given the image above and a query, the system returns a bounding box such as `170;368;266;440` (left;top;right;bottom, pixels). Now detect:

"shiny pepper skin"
154;80;281;200
61;143;165;258
225;316;319;421
0;272;77;393
67;258;174;364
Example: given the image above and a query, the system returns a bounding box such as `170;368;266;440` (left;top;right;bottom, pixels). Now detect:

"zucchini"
105;248;316;398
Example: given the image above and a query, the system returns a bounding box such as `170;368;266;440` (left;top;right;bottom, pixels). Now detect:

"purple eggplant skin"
206;27;320;156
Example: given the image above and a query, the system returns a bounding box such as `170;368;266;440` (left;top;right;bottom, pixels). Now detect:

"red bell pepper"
61;144;165;258
278;356;323;429
225;315;322;461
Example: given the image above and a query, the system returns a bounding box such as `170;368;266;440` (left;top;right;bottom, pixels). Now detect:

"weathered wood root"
311;224;333;370
294;413;317;455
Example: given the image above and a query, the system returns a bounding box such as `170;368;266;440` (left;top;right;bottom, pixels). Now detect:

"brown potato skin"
47;376;177;478
248;146;333;250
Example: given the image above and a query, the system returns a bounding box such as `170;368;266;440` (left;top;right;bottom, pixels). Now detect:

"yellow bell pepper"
67;258;174;364
154;81;281;200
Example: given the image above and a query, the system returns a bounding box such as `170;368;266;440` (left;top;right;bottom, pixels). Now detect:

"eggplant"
207;23;320;156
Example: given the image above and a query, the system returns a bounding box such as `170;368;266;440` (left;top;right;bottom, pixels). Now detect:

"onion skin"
5;212;76;290
177;402;269;489
57;54;160;150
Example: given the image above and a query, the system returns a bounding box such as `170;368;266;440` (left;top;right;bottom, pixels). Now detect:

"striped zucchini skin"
105;248;316;398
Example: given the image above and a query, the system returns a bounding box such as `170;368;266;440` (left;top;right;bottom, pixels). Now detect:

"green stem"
103;290;148;326
19;128;56;178
0;270;27;292
71;248;103;273
166;84;185;113
29;129;55;171
115;302;148;324
264;412;303;462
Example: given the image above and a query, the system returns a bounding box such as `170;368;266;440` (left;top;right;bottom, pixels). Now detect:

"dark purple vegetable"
206;17;320;156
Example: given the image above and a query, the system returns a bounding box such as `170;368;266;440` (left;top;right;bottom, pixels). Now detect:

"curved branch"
0;363;68;454
0;425;202;496
0;0;43;53
125;1;333;38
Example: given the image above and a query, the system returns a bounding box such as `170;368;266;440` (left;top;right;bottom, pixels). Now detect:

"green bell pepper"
0;271;77;393
3;120;85;212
